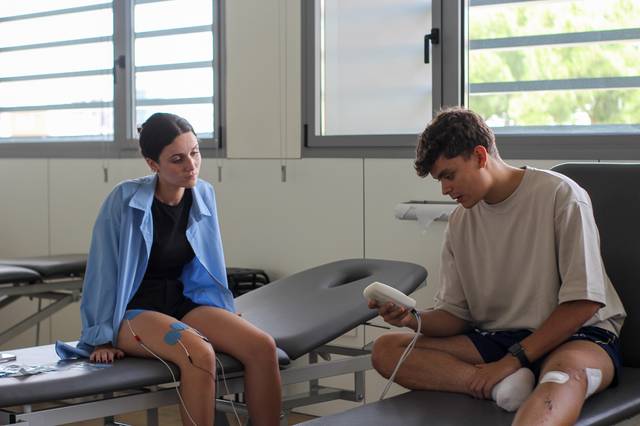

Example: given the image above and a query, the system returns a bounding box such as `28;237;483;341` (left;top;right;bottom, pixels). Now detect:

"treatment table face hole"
328;272;372;288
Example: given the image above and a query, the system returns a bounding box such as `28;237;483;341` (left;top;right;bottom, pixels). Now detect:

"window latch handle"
424;28;440;64
113;55;125;84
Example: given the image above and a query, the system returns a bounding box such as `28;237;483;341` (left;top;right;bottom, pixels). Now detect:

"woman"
58;113;281;425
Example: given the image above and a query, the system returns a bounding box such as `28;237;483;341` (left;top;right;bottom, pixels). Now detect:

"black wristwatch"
508;342;530;368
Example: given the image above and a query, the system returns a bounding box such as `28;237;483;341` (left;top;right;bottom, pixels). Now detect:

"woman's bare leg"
182;307;282;426
116;310;216;426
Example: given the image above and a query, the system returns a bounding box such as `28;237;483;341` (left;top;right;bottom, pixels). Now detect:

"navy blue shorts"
465;326;621;385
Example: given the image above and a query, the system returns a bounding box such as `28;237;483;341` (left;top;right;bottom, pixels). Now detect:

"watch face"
509;343;522;354
508;342;529;367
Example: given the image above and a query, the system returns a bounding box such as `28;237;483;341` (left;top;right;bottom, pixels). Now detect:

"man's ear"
145;157;159;173
473;145;489;168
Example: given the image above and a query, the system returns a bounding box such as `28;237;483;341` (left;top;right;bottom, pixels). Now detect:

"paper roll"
394;203;456;230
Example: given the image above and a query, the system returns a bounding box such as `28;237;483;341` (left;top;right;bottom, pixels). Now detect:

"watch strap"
508;342;530;368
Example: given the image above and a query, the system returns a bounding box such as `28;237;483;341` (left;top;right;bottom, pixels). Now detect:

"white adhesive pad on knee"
539;370;570;385
540;369;602;399
585;368;602;399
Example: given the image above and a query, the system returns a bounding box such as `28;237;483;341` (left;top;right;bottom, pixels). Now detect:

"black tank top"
143;188;195;280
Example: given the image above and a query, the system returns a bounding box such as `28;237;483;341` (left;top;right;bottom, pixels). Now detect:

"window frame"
0;0;225;159
466;0;640;160
301;0;451;158
302;0;640;159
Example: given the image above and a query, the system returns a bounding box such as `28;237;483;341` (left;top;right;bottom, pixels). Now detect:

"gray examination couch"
0;254;87;346
0;258;427;425
302;163;640;426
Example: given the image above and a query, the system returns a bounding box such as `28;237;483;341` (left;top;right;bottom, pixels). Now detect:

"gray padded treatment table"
300;163;640;426
0;258;426;425
301;370;640;426
0;254;87;346
0;253;87;279
236;258;428;359
0;265;40;285
0;343;289;408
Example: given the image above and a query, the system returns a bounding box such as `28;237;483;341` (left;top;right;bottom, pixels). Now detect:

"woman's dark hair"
138;112;196;162
414;107;497;177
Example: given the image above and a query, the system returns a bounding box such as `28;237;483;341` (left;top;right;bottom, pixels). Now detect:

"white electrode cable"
126;320;198;426
216;356;242;425
379;310;422;400
126;320;242;426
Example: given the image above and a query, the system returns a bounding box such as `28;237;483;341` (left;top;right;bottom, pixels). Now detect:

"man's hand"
368;300;416;330
468;355;520;399
90;343;125;363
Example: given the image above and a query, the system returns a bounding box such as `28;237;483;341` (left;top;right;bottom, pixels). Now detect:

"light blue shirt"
56;175;235;359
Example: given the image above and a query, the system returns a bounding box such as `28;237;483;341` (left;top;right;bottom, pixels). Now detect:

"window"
133;0;217;138
468;0;640;134
0;0;222;156
0;1;114;143
303;0;639;158
466;0;640;158
303;0;440;150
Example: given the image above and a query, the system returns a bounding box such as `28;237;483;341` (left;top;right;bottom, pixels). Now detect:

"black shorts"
126;278;201;320
465;326;622;385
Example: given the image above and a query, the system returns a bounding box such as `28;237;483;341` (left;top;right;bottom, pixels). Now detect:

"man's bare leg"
513;340;614;426
371;332;484;395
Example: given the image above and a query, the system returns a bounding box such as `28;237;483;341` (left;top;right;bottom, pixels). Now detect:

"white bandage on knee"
585;368;602;399
491;368;536;412
539;368;602;400
539;370;570;385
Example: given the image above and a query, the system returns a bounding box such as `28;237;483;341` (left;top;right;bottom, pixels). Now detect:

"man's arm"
518;299;601;363
468;299;601;399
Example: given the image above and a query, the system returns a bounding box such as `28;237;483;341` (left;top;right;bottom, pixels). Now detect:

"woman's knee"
249;331;278;363
185;339;217;373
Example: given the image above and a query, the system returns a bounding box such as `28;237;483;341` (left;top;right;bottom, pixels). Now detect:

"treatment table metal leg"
146;408;158;426
214;410;230;426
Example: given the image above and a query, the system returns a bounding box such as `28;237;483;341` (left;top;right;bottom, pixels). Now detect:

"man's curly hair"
414;107;497;177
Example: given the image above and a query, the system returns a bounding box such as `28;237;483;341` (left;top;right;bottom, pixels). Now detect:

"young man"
370;107;626;425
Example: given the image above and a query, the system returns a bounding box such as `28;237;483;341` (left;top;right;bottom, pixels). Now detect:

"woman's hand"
368;300;417;330
90;343;124;363
468;355;520;399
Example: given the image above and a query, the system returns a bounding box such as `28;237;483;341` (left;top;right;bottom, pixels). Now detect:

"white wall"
225;0;300;159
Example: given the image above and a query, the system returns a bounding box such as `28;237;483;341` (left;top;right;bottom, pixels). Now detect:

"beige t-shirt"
435;167;626;336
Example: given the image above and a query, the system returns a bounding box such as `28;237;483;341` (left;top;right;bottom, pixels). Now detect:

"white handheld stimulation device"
364;282;421;400
363;281;416;310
